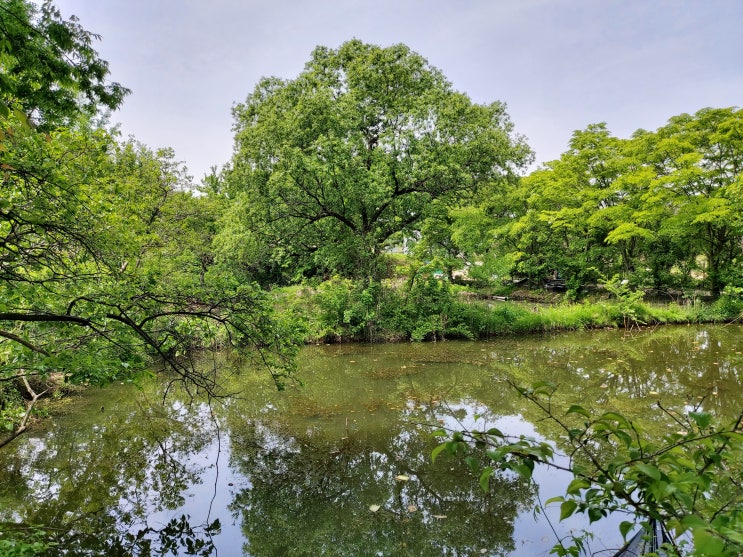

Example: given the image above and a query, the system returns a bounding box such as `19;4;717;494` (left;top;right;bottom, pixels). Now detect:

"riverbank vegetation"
0;0;300;451
3;1;741;425
269;273;743;345
1;2;742;554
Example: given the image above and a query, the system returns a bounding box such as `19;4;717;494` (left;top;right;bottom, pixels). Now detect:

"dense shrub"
276;277;732;344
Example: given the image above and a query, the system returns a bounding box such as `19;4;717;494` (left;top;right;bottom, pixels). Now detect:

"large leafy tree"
511;124;631;289
221;39;531;281
1;115;296;444
484;108;743;295
635;107;743;293
0;1;296;449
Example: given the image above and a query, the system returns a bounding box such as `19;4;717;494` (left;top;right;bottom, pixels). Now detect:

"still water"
1;325;741;556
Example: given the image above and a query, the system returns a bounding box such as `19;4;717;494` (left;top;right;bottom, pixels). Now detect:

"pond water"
1;325;741;556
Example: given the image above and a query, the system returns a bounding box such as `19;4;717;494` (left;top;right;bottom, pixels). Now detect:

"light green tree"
634;107;743;293
489;124;627;290
482;108;743;295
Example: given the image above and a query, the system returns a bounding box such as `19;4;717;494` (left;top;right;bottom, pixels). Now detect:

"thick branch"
0;312;91;326
0;330;50;355
0;375;49;450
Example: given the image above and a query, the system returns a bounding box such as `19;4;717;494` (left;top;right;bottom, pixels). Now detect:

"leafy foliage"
0;515;220;557
0;0;129;127
0;1;299;449
422;108;743;297
0;111;299;443
433;382;743;556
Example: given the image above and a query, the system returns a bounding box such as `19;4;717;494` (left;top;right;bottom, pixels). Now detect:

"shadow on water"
1;325;741;555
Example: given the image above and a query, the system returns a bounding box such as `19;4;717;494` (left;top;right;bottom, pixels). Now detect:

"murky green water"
1;325;741;556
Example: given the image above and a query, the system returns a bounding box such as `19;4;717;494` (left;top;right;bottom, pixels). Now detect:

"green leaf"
479;466;494;492
689;411;712;430
633;462;661;481
587;507;604;523
692;529;725;556
599;412;630;428
719;526;743;545
559;500;578;521
511;461;533;480
614;429;633;448
567;427;584;440
464;456;479;473
566;404;591;418
619;521;635;541
680;514;708;531
531;380;556;395
566;478;590;495
431;443;448;462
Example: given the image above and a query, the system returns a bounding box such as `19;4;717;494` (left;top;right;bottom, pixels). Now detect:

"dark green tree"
220;39;531;282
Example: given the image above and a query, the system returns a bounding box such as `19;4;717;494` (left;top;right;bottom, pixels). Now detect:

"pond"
1;325;741;556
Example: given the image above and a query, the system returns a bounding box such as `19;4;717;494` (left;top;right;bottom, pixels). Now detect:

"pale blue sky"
56;0;742;182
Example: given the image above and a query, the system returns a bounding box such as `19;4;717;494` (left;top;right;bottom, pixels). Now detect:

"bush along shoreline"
270;275;743;345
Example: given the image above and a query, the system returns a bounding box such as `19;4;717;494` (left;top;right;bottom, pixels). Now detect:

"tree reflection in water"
0;396;221;555
226;404;535;557
1;325;742;555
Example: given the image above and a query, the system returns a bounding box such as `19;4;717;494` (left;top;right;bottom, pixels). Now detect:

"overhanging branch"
0;329;49;355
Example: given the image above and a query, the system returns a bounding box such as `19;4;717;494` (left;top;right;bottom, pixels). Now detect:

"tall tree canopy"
220;39;532;281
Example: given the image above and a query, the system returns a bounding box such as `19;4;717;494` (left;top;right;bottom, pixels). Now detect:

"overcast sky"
55;0;742;182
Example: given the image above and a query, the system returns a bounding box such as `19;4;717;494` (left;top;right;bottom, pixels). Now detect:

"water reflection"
226;405;534;556
0;325;741;555
0;390;219;554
